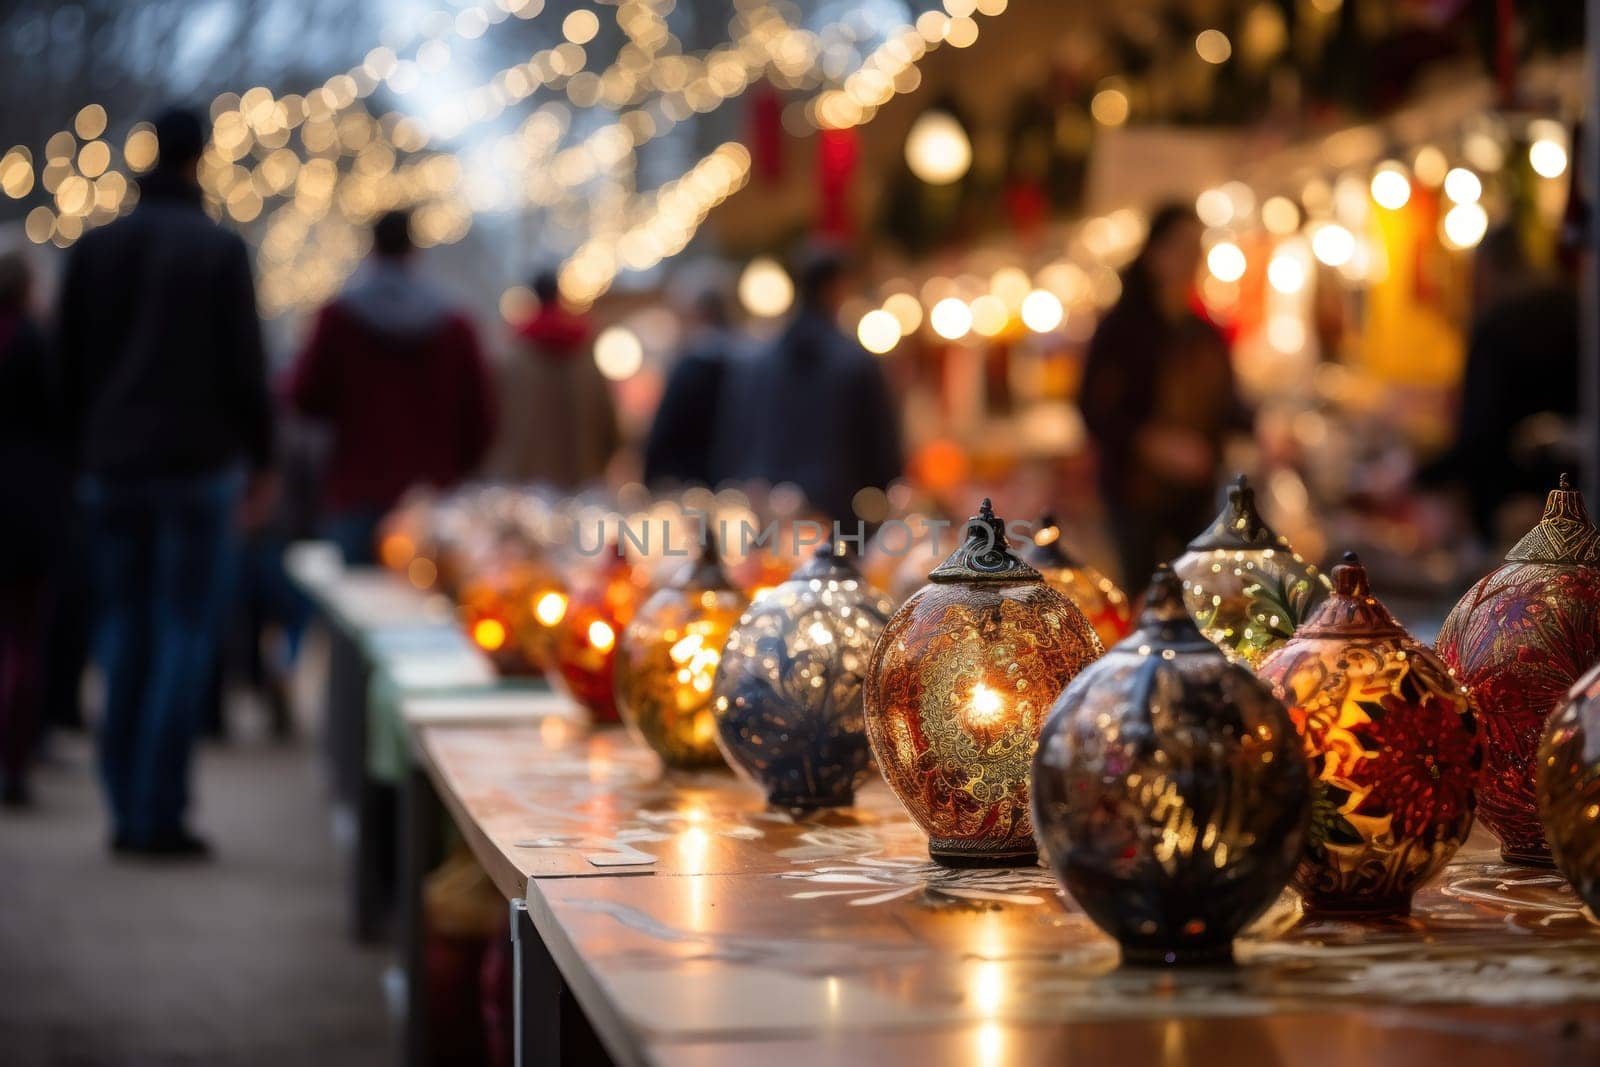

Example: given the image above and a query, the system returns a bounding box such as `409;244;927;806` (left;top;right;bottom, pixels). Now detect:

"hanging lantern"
1032;566;1311;966
1536;663;1600;914
1021;512;1134;650
1437;476;1600;866
1172;475;1330;666
864;499;1103;867
552;549;641;724
1259;554;1479;915
713;543;895;808
616;541;746;770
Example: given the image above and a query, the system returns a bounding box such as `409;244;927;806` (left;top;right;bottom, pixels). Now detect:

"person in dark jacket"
1080;203;1249;587
0;251;68;808
58;107;276;857
286;210;495;563
710;247;903;522
642;286;743;490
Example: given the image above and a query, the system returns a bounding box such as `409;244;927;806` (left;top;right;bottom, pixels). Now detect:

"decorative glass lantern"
1536;663;1600;914
1258;554;1479;914
713;543;895;808
1437;476;1600;865
616;541;746;770
1032;566;1311;966
552;549;641;724
864;499;1103;867
1021;512;1133;650
1171;475;1329;666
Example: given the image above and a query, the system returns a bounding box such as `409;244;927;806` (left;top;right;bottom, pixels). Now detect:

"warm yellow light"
969;294;1008;337
74;104;107;140
407;557;437;590
989;267;1031;309
77;141;110;179
1261;196;1299;235
1195;29;1232;64
1370;165;1411;210
1442;202;1488;250
1530;139;1568;179
562;9;599;44
587;619;616;652
1310;223;1355;267
929;297;972;340
904;110;971;185
473;618;508;652
1090;88;1130;127
1413;145;1448;187
857;309;902;354
1266;253;1306;294
1443;167;1482;204
534;591;569;627
1195;188;1232;228
1206;241;1246;283
738;256;794;318
499;285;537;325
593;325;643;381
1266;315;1306;353
882;292;923;333
1020;289;1064;333
968;682;1004;725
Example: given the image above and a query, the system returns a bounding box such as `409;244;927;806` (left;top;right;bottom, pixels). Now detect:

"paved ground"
0;692;396;1066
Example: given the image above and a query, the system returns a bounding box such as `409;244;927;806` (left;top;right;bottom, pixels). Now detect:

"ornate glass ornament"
864;500;1103;867
615;541;746;770
1032;567;1311;966
1536;663;1600;914
1437;476;1600;865
1258;554;1479;914
1021;513;1134;650
552;549;641;724
1171;475;1329;666
713;544;895;807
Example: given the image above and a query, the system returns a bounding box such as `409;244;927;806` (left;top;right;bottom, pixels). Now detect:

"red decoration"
817;127;858;239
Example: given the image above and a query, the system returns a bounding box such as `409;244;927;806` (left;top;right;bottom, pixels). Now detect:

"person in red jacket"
286;210;495;564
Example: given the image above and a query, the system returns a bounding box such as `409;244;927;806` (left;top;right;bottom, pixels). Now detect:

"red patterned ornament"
1259;554;1480;915
864;500;1103;867
1537;662;1600;914
1437;476;1600;865
1020;513;1134;651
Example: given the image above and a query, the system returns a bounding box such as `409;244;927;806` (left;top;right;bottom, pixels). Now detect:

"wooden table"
413;720;1600;1067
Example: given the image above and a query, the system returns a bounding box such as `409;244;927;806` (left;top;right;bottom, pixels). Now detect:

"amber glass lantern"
1437;476;1600;865
1258;554;1479;914
1537;663;1600;914
1021;513;1133;650
552;549;641;724
518;574;570;678
713;543;895;808
1172;475;1329;666
864;500;1103;867
616;541;747;770
457;561;554;676
1033;566;1310;966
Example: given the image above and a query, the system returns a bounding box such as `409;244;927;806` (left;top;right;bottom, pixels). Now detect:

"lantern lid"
1132;566;1217;652
1185;475;1284;552
1505;474;1600;565
1293;552;1407;639
671;538;738;593
928;499;1043;584
789;540;861;582
1021;512;1083;570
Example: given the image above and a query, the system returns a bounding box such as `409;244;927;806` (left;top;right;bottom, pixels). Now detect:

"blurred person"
1080;203;1249;587
286;209;495;564
57;107;276;856
642;285;744;489
483;271;618;489
1417;225;1579;544
709;245;903;522
0;251;68;807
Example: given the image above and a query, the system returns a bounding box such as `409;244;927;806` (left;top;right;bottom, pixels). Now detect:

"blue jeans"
81;469;244;843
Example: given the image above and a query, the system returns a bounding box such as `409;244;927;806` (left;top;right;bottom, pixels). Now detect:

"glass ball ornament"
616;541;747;770
1032;566;1311;966
864;499;1104;867
1536;663;1600;914
1258;554;1480;915
552;549;641;724
1437;476;1600;866
1021;513;1133;650
713;543;895;808
1171;475;1329;666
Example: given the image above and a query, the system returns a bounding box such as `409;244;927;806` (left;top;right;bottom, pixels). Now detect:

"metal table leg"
401;760;445;1067
512;899;613;1067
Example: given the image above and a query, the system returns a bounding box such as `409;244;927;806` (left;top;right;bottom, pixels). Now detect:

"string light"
1443;167;1481;204
857;308;902;354
1206;241;1247;283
